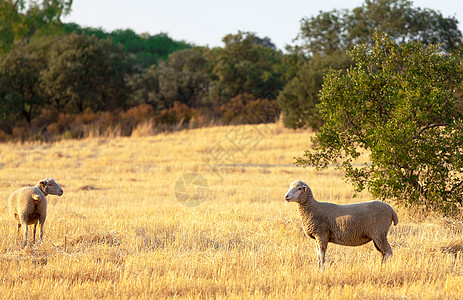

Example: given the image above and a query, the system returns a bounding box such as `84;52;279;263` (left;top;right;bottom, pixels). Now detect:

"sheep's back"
8;187;47;222
317;201;395;246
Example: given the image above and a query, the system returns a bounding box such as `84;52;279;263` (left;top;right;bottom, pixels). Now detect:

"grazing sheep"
8;178;63;248
284;180;398;268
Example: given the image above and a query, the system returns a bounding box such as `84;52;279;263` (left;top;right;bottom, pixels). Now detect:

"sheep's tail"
391;209;399;226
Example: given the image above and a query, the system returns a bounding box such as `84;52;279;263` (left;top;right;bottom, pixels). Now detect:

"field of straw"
0;122;462;299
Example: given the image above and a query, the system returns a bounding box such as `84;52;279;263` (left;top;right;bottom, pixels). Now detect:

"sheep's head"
37;178;64;196
284;180;311;203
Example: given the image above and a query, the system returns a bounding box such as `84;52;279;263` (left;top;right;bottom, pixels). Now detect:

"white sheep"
284;180;398;268
8;178;63;248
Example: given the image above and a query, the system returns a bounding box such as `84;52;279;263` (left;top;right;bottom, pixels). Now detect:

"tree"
159;48;211;108
296;9;349;56
39;33;133;113
0;0;72;53
0;49;42;126
209;31;283;103
280;0;463;130
277;51;352;130
64;24;192;69
298;0;462;56
348;0;462;51
128;47;211;111
0;32;60;130
0;0;20;53
297;32;463;214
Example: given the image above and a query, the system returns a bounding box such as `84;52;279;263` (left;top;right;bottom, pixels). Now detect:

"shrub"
221;93;280;124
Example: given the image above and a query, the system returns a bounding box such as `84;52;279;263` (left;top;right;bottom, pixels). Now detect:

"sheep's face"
39;178;64;196
284;180;310;203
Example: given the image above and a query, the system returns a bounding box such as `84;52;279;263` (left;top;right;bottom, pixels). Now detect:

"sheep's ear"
303;187;308;192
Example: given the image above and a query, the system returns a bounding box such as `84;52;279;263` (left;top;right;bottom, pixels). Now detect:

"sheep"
284;180;398;268
8;178;63;248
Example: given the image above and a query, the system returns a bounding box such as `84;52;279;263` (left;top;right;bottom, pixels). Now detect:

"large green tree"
297;32;463;214
39;33;133;113
279;0;463;130
0;49;42;125
298;0;462;55
128;47;210;111
0;0;72;53
277;51;352;130
64;24;192;69
209;31;283;103
0;32;55;131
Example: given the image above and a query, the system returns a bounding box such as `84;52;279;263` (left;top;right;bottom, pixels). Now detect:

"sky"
62;0;463;50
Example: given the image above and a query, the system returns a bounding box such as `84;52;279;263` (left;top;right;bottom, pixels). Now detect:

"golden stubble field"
0;122;462;299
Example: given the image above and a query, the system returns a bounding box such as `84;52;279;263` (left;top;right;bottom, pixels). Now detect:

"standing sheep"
8;178;63;248
284;180;398;268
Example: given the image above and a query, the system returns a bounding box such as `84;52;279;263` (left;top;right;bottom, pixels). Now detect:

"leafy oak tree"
298;0;462;56
297;32;463;214
0;49;42;125
0;0;72;53
280;0;463;130
128;47;211;110
277;51;352;130
63;24;192;69
209;31;283;103
40;33;133;113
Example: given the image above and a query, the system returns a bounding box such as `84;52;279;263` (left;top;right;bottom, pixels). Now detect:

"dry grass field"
0;122;462;299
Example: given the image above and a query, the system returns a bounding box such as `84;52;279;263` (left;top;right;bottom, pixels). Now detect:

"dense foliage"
0;28;283;139
277;51;352;130
1;0;463;146
0;33;134;125
297;0;462;56
297;32;463;214
63;23;192;69
278;0;463;130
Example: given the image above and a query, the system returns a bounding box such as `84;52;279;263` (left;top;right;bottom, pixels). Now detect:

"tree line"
1;0;462;142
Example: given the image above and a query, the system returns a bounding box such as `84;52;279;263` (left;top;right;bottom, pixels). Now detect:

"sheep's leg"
315;236;328;269
33;222;37;244
38;216;46;244
373;234;393;263
21;222;28;248
16;222;23;246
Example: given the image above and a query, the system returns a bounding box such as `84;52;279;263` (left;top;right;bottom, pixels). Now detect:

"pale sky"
63;0;463;50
